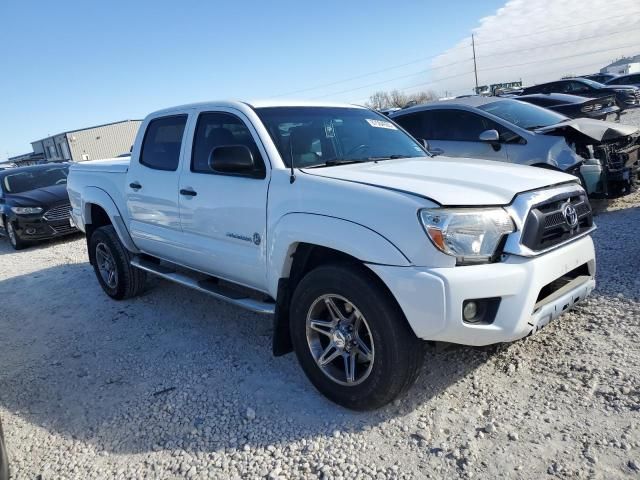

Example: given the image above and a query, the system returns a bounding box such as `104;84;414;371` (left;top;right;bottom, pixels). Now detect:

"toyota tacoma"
67;101;596;410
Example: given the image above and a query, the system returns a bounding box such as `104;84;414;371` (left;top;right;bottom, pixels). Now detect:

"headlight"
419;208;515;265
11;206;43;215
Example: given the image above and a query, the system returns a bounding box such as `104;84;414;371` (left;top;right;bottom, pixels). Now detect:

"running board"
130;257;275;315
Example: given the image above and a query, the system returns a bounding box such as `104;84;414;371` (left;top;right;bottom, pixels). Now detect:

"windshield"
2;166;68;194
579;78;605;89
254;107;427;168
479;100;567;130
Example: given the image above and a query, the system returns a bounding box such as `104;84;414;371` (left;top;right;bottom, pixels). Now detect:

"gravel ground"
1;115;639;479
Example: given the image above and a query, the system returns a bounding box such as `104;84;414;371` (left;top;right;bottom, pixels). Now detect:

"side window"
140;115;187;171
485;119;522;144
431;110;487;141
566;81;590;94
393;112;432;140
191;112;265;177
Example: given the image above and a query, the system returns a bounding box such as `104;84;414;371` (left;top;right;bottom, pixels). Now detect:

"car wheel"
5;221;26;250
89;225;146;300
290;264;424;410
0;419;8;480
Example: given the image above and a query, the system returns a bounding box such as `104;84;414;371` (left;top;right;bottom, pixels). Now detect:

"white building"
31;119;142;163
600;55;640;75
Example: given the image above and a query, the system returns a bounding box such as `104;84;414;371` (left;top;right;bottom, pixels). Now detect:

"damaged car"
515;93;620;121
390;97;639;198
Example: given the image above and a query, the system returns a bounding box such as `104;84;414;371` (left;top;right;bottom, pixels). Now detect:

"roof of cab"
148;99;366;117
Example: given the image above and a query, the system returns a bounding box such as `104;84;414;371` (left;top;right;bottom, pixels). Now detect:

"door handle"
129;182;142;190
180;188;198;197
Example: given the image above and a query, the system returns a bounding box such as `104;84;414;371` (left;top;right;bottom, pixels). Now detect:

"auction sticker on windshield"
365;118;397;130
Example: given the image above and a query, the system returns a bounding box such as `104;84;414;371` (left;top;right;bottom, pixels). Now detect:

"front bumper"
368;235;596;346
12;216;78;241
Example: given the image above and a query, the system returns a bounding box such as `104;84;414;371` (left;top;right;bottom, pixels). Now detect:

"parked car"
389;97;639;197
580;73;618;84
515;93;620;120
68;100;596;410
0;163;77;250
0;419;8;480
520;78;640;112
605;72;640;88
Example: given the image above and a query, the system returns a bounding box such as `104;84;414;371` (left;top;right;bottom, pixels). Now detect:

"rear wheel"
89;225;146;300
290;264;424;410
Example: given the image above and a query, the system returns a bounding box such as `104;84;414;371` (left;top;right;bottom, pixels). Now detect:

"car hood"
535;118;639;142
302;157;575;206
4;183;70;207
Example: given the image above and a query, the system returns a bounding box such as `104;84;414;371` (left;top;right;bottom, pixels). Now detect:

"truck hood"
534;118;639;142
302;157;575;206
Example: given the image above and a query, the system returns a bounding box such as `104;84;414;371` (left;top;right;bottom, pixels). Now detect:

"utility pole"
472;34;479;93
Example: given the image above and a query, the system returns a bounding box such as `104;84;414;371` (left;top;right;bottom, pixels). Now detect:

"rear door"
177;108;270;290
397;108;508;162
126;112;189;262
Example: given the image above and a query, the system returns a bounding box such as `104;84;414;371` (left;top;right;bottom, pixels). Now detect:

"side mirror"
209;145;255;174
478;129;500;143
420;138;431;151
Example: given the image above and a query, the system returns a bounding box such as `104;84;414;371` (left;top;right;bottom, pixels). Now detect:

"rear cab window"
140;115;188;171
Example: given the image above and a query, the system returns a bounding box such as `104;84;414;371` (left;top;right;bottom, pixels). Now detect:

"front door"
126;113;189;262
178;108;270;291
410;109;509;162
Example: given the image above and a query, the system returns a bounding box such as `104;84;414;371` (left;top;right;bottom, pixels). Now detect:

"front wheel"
290;264;424;410
6;221;26;250
89;225;146;300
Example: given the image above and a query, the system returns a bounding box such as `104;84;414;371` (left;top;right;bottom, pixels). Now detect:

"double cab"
67;100;596;409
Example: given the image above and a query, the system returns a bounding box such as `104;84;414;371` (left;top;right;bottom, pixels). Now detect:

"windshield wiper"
363;154;412;161
306;159;365;168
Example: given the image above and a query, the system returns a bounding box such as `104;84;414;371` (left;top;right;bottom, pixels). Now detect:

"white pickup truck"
67;100;596;410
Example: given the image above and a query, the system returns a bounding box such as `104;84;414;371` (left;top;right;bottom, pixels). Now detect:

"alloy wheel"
305;294;375;386
95;242;118;289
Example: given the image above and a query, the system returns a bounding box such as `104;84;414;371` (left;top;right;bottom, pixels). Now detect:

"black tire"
0;419;8;480
290;264;424;410
5;220;26;250
89;225;146;300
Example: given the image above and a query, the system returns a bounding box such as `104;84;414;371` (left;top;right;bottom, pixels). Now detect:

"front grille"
43;203;71;222
51;223;77;235
521;193;593;252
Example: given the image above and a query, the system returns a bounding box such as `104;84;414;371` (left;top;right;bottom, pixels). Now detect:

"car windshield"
579;78;605;89
479;100;568;130
2;166;68;194
254;107;428;168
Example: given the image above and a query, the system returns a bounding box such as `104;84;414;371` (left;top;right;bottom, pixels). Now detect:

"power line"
477;28;633;60
349;44;638;104
472;11;640;47
271;11;640;101
270;48;469;98
309;58;473;99
326;35;639;103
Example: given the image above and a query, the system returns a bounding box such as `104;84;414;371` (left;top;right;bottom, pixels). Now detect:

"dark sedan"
515;93;620;120
521;78;640;112
0;163;77;250
580;73;618;84
605;72;640;89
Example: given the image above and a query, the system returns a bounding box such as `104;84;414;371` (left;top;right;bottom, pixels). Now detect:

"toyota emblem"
562;203;579;229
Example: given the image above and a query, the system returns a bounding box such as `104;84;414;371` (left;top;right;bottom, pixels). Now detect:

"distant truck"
67;100;596;409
